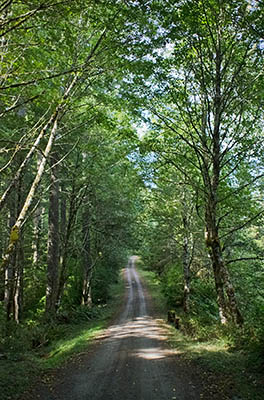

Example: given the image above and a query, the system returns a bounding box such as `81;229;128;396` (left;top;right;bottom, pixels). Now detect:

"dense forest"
0;0;264;394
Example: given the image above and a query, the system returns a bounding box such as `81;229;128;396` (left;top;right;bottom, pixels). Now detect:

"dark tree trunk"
82;205;93;306
221;263;244;326
205;220;229;324
182;211;192;313
205;201;243;325
202;39;243;326
5;192;17;321
182;237;191;313
45;152;59;317
32;207;42;265
56;184;79;307
4;167;25;323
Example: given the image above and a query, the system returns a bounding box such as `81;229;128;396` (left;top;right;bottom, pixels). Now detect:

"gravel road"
24;257;205;400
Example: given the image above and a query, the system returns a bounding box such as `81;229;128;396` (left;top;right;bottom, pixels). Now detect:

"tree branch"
226;257;264;265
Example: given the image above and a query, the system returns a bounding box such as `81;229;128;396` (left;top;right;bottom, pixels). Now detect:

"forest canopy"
0;0;264;358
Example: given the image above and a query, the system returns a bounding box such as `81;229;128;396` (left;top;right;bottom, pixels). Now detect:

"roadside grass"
137;265;167;315
137;264;264;400
0;271;126;400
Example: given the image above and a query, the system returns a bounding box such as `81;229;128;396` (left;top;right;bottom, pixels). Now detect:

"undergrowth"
0;271;125;400
137;263;264;400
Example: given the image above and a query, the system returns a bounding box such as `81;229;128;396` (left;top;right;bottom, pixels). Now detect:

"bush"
189;277;219;324
91;262;119;304
160;264;184;308
68;305;102;323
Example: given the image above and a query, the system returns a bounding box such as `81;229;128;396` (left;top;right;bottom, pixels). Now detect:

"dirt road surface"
23;257;221;400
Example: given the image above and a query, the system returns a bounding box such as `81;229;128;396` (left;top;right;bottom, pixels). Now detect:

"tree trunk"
203;38;243;326
56;184;67;309
1;31;107;274
205;203;243;325
182;212;192;313
3;165;25;323
182;237;191;313
5;253;15;321
32;155;43;266
5;194;17;321
13;240;24;323
82;206;93;306
45;152;59;317
1;72;80;275
221;264;244;326
13;173;24;323
32;205;43;265
56;183;80;307
0;117;59;274
205;223;229;324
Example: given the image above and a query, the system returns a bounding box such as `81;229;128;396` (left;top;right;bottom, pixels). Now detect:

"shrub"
160;264;184;308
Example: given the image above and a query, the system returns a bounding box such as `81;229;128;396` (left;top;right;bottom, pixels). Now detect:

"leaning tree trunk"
45;152;59;317
1;71;80;275
0;116;59;274
32;155;44;266
1;30;107;274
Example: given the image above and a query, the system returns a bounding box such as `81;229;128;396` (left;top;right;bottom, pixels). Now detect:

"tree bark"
205;198;243;325
4;192;17;321
4;254;15;321
56;188;76;308
32;204;43;265
221;263;244;326
0;116;59;274
13;239;24;323
203;34;243;326
82;205;93;306
182;234;191;313
1;28;108;275
45;152;59;317
32;155;44;266
182;206;193;313
205;217;229;324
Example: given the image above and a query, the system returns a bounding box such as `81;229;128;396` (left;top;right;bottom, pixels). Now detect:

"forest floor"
18;257;264;400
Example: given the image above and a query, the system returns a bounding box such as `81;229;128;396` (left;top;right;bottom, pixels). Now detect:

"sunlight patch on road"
97;316;169;343
132;347;175;360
